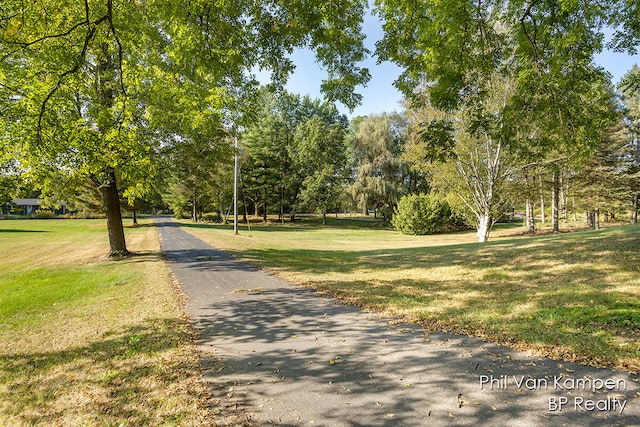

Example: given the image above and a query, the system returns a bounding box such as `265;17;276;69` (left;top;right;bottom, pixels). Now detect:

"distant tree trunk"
280;185;285;224
263;200;267;222
632;194;639;225
551;168;560;233
524;174;535;233
240;180;248;223
99;169;127;256
539;175;546;224
585;210;591;226
191;193;197;222
132;206;138;226
525;197;535;233
559;171;567;223
322;211;327;225
588;208;600;230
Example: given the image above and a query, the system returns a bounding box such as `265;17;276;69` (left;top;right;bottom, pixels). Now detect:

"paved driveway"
156;218;639;426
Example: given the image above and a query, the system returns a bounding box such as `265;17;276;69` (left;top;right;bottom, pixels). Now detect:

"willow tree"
348;113;410;219
0;0;369;256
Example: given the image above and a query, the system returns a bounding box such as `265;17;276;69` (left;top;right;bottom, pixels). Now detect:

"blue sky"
278;14;638;118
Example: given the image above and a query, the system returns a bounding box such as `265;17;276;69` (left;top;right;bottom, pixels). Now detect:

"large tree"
241;89;347;221
404;78;521;242
375;0;638;110
619;66;640;224
294;116;347;224
348;113;410;219
0;0;369;255
375;0;620;235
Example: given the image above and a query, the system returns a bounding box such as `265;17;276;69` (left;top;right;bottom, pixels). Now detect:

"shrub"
392;194;457;235
202;212;222;223
33;210;57;219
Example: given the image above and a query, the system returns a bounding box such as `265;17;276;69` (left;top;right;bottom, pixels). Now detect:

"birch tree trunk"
477;211;491;243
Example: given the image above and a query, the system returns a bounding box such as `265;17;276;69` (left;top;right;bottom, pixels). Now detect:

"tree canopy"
0;0;370;254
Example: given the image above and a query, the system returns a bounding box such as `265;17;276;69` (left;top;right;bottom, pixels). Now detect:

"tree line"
164;68;640;243
2;1;640;253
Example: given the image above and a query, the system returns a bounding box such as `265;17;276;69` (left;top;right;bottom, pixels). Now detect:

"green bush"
33;210;57;219
202;212;222;223
392;194;458;235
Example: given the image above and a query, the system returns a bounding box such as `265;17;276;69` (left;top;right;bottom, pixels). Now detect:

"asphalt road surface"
156;218;639;426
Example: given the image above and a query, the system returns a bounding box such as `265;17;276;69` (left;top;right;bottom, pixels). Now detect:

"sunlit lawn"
180;217;640;373
0;219;212;426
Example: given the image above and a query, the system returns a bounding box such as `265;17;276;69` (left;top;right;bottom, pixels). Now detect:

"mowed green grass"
181;217;640;372
0;219;212;426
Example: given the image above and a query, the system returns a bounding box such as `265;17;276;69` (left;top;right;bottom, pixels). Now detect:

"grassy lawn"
180;217;640;373
0;219;212;426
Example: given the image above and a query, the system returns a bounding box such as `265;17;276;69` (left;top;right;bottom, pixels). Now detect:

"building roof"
11;198;43;206
12;198;66;207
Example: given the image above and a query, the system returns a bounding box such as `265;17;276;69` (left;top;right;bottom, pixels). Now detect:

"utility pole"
233;136;239;235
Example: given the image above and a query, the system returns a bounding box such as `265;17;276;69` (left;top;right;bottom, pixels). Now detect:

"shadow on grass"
225;225;640;277
0;229;49;233
0;318;204;426
218;226;640;370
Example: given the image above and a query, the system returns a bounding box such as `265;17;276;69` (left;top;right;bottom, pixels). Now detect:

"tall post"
234;136;239;235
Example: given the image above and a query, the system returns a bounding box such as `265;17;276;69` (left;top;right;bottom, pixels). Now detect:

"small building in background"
10;198;67;215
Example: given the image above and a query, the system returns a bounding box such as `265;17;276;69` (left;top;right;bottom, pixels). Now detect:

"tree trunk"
551;168;560;233
132;206;138;226
632;194;639;225
99;169;127;256
263;200;267;222
322;211;327;225
539;175;545;224
525;197;535;233
192;194;197;222
524;174;535;232
240;180;248;223
595;208;600;230
280;181;285;224
559;171;567;223
95;45;127;256
477;212;490;243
